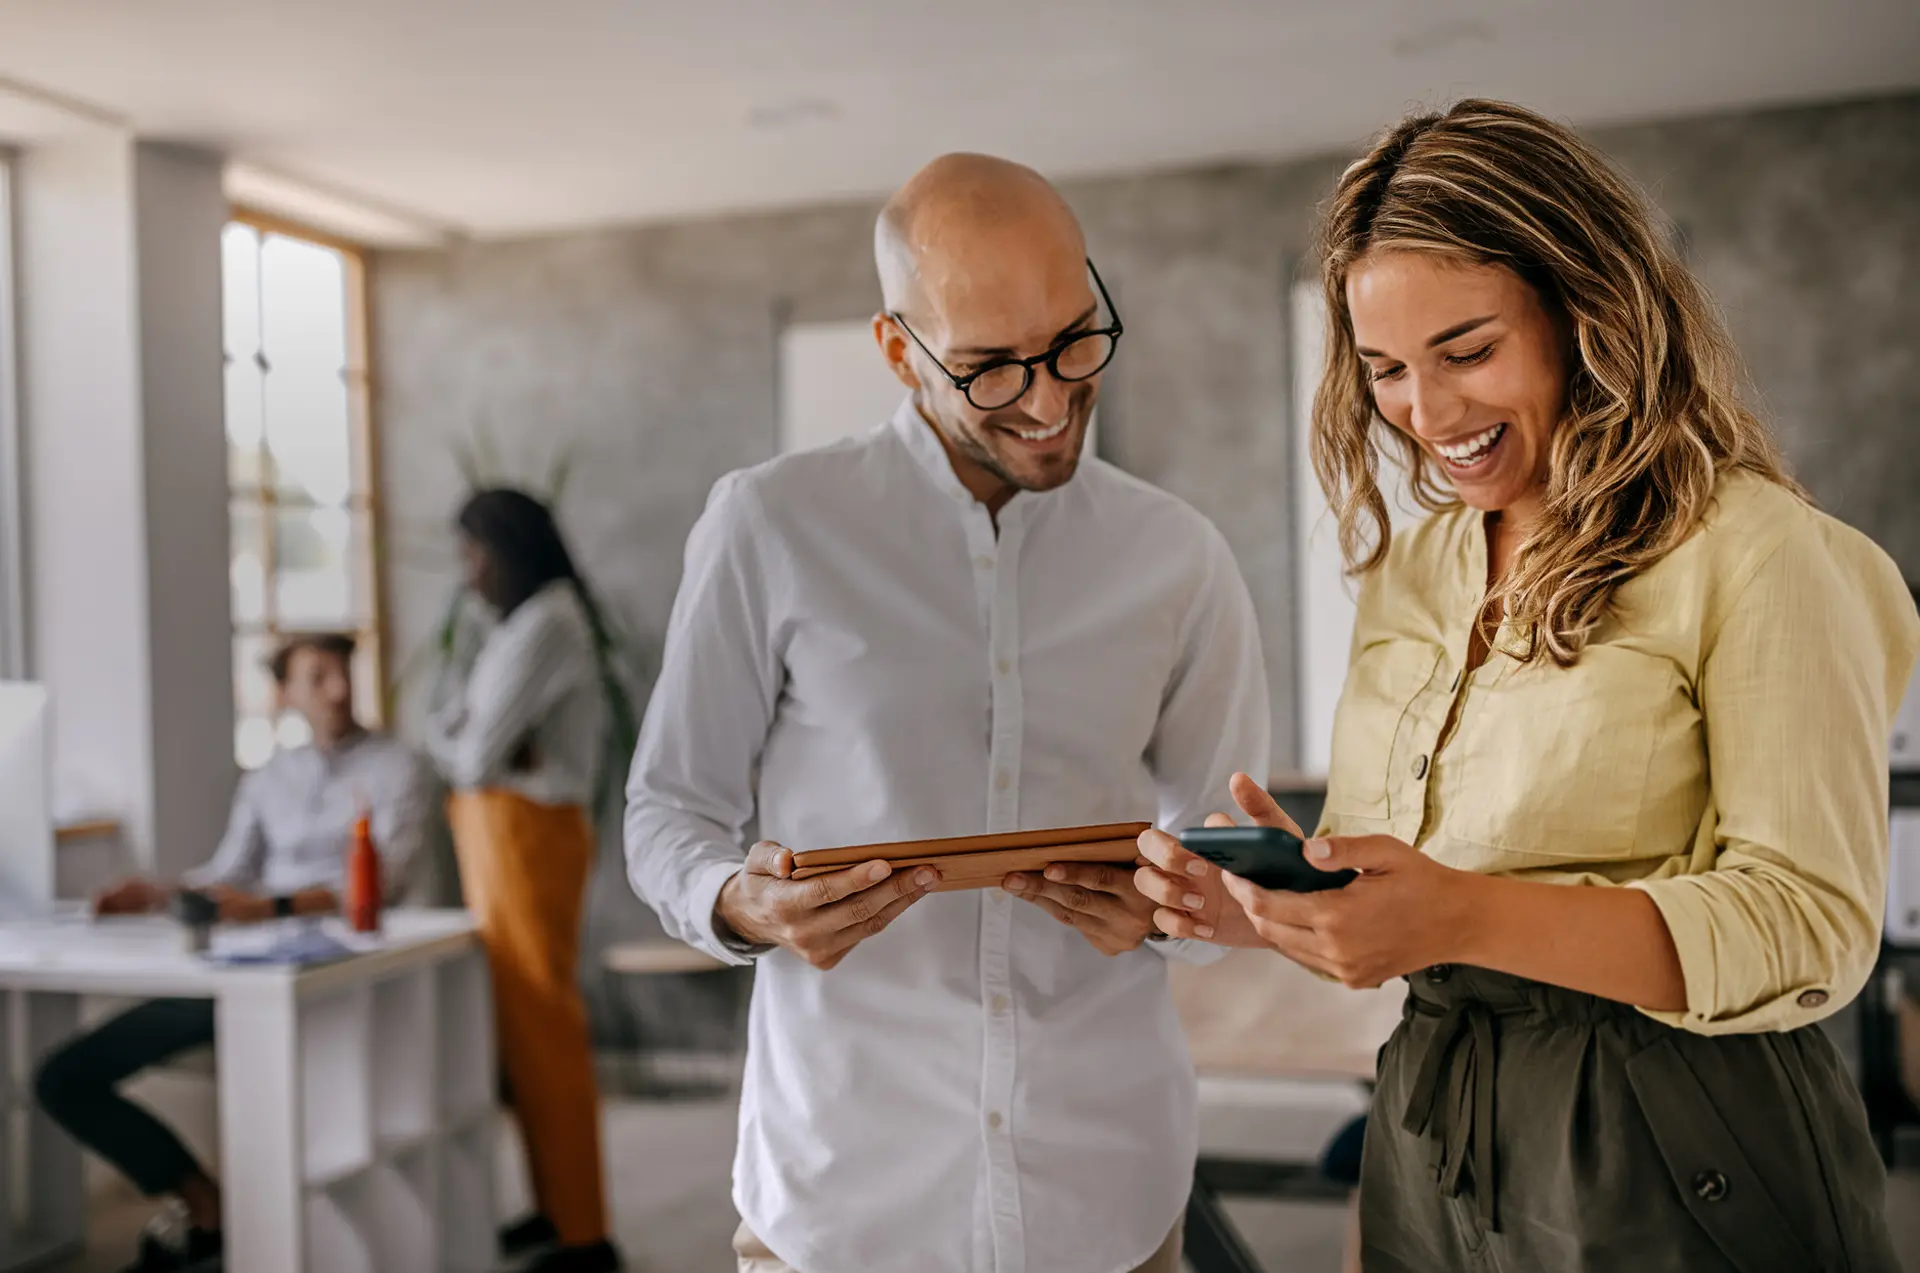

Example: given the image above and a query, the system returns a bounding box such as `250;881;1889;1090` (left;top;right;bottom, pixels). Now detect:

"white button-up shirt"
626;400;1270;1273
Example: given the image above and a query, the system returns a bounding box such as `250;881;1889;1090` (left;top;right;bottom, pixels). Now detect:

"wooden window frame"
226;207;390;749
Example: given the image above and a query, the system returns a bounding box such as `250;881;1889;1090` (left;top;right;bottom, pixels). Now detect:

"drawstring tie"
1401;994;1522;1233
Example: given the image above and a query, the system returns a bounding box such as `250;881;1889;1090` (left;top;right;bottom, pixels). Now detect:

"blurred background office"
0;3;1916;1271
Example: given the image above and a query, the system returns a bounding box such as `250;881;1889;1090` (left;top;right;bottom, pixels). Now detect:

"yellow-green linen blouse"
1320;470;1920;1034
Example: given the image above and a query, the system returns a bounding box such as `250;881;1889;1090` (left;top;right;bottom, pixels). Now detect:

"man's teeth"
1437;423;1506;466
1009;416;1071;442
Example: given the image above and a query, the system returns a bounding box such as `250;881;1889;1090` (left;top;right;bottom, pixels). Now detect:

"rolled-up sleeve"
625;474;785;965
1631;523;1920;1034
1144;523;1273;965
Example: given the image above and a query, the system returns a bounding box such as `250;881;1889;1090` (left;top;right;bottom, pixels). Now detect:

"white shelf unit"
294;947;497;1273
0;989;82;1271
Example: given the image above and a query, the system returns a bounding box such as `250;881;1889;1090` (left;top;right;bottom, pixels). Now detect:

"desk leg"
1183;1176;1265;1273
0;991;83;1273
217;985;303;1273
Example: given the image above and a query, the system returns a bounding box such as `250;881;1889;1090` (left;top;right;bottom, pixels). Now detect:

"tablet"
789;822;1152;893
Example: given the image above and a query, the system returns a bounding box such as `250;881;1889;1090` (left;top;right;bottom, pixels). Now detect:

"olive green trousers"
1360;965;1901;1272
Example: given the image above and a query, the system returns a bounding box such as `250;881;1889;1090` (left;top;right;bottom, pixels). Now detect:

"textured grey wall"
373;92;1920;1044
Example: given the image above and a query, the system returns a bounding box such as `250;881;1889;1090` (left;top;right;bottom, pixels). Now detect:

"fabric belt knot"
1400;995;1520;1234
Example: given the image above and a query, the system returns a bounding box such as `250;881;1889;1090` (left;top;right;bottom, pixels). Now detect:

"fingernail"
916;869;937;888
869;862;891;882
1045;866;1064;882
1196;925;1215;939
1183;893;1205;910
1186;860;1209;877
1005;876;1026;892
1306;839;1331;861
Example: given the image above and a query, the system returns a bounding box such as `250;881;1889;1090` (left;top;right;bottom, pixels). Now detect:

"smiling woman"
1137;98;1918;1273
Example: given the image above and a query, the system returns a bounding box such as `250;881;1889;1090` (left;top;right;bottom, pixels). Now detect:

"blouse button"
1412;754;1430;780
1796;989;1830;1010
1692;1170;1728;1202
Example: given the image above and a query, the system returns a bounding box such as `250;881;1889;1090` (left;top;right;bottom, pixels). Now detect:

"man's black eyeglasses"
887;260;1123;411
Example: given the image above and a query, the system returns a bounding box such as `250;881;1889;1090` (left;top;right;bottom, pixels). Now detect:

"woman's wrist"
1435;866;1502;968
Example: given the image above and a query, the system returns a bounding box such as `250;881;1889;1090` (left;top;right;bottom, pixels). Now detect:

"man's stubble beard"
931;385;1096;495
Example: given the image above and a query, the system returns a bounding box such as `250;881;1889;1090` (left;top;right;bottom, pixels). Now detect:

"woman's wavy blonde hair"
1313;98;1800;665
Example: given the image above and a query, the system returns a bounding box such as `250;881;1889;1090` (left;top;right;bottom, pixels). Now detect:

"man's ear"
873;312;921;391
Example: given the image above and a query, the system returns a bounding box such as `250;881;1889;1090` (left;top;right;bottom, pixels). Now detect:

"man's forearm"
1453;874;1688;1012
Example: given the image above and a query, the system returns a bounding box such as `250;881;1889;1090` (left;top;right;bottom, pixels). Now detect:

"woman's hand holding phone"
1133;772;1303;948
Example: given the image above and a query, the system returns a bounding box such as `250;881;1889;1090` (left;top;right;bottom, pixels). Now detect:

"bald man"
627;154;1269;1273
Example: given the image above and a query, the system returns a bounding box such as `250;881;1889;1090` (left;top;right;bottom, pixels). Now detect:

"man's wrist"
712;873;767;951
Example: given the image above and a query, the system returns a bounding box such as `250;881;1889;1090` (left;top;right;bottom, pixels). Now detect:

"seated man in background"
34;632;434;1273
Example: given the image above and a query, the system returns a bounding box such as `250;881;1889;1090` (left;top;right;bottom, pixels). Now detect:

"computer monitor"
0;682;52;919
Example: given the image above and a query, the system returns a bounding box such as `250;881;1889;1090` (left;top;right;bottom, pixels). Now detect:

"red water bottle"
345;814;382;934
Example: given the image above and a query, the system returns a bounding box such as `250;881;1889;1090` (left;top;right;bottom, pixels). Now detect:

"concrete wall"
372;91;1920;1043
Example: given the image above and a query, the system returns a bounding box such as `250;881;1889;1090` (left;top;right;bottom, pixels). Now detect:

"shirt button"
1427;964;1453;984
991;994;1010;1013
997;658;1013;676
1797;989;1830;1010
975;555;995;570
987;1112;1003;1130
995;771;1011;791
1412;754;1430;780
1691;1170;1728;1202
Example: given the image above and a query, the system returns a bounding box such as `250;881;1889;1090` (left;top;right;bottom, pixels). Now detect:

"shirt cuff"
687;857;769;966
1627;876;1838;1035
1145;935;1228;966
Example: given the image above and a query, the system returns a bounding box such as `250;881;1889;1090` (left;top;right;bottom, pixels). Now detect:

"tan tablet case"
788;822;1152;893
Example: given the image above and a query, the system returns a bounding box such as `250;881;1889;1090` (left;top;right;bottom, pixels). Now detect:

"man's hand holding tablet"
714;841;942;970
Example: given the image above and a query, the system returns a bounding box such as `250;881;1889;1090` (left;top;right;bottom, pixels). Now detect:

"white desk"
0;910;498;1273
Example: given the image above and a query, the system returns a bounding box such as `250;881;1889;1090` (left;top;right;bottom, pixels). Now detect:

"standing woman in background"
1138;99;1917;1272
429;488;621;1273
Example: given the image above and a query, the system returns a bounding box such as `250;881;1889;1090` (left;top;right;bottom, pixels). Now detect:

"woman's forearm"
1451;873;1689;1012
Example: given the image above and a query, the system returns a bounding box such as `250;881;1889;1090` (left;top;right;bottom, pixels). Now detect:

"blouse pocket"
1324;639;1440;818
1446;643;1682;861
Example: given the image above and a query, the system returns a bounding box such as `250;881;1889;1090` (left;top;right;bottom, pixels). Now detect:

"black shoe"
120;1208;223;1272
500;1213;560;1256
521;1239;623;1273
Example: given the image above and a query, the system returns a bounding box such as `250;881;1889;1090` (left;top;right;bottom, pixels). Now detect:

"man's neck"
312;723;367;754
914;399;1016;518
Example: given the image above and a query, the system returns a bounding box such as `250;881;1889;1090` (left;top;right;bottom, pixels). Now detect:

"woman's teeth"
1008;415;1071;443
1437;423;1506;468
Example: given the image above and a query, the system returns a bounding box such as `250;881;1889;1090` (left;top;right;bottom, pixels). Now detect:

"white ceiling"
0;0;1916;243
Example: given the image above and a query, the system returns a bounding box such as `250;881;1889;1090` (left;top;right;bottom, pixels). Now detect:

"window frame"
224;206;389;759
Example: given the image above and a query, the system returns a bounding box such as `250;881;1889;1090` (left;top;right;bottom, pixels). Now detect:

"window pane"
230;502;267;625
223;224;266;488
221;223;261;359
226;353;265;489
233;633;276;720
259;234;353;504
263;358;351;505
235;712;276;770
272;505;372;628
275;709;313;751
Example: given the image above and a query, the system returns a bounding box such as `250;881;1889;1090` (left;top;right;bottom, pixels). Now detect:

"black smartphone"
1177;826;1355;892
